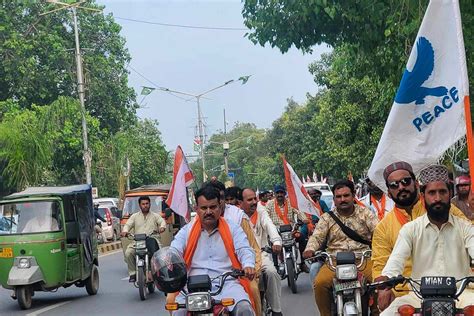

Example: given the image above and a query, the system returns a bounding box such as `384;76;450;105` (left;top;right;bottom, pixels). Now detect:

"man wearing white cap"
379;165;474;315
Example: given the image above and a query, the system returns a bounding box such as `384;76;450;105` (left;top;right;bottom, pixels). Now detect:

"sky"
99;0;330;156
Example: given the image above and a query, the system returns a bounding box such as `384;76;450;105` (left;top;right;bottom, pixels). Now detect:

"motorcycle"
368;275;474;316
305;249;372;316
128;233;157;300
278;222;303;294
165;269;245;315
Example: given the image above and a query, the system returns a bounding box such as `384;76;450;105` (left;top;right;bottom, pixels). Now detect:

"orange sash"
183;217;255;310
250;211;258;226
393;207;409;226
370;195;386;221
274;201;290;225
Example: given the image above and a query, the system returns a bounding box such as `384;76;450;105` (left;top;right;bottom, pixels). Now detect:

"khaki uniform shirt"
123;211;166;237
305;204;378;254
265;199;307;227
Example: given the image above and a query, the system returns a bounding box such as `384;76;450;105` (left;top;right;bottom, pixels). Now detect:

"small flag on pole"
166;146;195;221
283;156;322;217
193;138;201;152
312;171;318;183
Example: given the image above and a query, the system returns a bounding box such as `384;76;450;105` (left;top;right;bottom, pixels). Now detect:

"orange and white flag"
166;146;194;221
282;156;322;217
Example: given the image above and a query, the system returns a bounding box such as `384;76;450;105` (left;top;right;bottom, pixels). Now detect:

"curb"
98;241;122;254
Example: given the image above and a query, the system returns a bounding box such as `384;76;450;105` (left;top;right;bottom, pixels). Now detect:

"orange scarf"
305;213;315;232
250;211;258;226
370;194;386;221
393;207;409;226
274;201;290;225
183;217;255;310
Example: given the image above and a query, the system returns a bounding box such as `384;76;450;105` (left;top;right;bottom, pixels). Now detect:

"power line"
115;16;247;31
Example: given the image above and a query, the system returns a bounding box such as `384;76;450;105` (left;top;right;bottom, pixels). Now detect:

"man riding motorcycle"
378;164;474;314
303;180;379;316
120;195;166;282
371;161;468;311
241;188;283;316
169;186;256;316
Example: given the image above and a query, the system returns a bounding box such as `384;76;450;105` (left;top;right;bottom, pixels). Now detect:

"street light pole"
196;96;207;182
72;7;92;185
223;109;229;176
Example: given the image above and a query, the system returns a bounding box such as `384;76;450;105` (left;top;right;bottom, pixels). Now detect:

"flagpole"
463;96;474;183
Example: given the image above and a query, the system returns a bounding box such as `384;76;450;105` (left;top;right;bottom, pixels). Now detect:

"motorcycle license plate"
334;280;360;292
0;247;13;258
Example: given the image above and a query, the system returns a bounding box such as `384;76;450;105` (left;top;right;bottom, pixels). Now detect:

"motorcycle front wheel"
138;266;147;301
286;258;298;294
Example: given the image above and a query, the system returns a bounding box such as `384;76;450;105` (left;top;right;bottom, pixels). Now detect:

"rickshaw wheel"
85;264;99;295
16;286;32;310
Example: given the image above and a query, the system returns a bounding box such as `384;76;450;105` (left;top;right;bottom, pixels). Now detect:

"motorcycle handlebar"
209;270;245;296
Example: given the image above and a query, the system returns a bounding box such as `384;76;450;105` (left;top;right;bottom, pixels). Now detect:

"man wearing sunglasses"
372;161;468;312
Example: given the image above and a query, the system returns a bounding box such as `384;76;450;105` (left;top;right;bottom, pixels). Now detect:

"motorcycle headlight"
135;240;146;249
281;232;293;241
18;258;31;269
186;293;211;311
336;264;357;280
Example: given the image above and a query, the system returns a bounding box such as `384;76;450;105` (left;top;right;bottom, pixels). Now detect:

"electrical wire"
115;16;247;31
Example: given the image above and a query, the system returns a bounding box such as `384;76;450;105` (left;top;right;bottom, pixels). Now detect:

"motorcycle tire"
16;286;32;310
147;282;155;294
286;258;298;294
138;266;147;301
85;264;99;295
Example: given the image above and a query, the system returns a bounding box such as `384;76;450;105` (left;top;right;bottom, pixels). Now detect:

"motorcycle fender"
137;258;144;267
343;301;358;315
284;250;292;259
8;266;44;286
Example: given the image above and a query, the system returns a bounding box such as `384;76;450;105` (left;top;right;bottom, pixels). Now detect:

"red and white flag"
282;157;322;217
166;146;194;221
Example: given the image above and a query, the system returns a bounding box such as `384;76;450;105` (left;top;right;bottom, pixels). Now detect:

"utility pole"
196;96;206;182
41;1;100;185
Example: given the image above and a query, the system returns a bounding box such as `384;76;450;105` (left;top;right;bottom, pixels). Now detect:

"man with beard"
379;164;474;315
372;161;468;311
360;178;395;220
203;180;263;315
303;180;378;316
452;175;474;220
241;188;283;316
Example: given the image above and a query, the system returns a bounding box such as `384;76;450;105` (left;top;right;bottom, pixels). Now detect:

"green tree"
0;1;138;132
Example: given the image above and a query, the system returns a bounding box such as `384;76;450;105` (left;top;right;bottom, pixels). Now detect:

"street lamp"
154;77;250;182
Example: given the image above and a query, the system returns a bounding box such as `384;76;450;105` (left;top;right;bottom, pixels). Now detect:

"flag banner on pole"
193;138;201;152
312;171;318;183
282;156;322;217
140;86;155;96
368;0;469;189
166;146;194;221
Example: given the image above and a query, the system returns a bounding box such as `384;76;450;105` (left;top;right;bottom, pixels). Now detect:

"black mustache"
397;189;411;197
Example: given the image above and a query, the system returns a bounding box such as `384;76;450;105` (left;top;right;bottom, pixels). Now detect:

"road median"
98;241;122;255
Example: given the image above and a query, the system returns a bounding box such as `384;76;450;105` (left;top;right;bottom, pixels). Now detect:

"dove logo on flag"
394;36;461;132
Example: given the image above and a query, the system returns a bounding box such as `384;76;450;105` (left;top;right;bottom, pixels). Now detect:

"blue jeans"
309;261;323;286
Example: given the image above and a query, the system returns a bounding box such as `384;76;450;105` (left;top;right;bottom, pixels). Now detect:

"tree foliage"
0;1;138;133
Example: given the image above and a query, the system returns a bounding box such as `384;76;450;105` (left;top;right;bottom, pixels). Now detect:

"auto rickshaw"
0;184;99;309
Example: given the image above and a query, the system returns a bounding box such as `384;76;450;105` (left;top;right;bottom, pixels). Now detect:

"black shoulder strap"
328;211;371;247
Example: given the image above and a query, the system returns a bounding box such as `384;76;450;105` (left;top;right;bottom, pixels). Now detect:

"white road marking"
26;300;71;316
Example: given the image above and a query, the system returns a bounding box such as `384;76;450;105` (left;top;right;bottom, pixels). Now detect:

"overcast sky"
99;0;330;156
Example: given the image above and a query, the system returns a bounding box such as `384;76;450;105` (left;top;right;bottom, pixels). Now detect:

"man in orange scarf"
170;186;256;316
